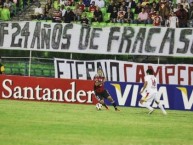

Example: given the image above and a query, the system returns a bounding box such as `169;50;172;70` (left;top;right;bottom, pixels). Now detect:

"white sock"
158;103;167;115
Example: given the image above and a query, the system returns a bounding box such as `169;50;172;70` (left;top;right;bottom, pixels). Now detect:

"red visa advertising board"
0;75;98;104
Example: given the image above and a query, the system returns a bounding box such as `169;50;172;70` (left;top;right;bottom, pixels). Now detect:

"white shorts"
141;92;158;103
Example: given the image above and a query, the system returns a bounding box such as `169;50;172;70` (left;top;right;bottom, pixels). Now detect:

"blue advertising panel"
104;82;193;111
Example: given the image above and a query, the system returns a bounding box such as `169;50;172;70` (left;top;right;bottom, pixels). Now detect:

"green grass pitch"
0;100;193;145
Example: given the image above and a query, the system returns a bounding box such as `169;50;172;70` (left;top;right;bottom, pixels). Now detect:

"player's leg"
153;93;167;115
106;95;120;111
139;100;154;114
139;93;154;114
155;100;167;115
95;93;109;110
99;99;109;110
102;90;120;111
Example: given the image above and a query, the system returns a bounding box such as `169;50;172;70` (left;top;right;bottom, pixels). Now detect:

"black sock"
111;101;117;109
102;103;108;109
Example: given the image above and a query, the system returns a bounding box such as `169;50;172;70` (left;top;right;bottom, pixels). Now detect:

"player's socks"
111;101;120;111
115;107;120;111
158;103;167;115
148;109;154;114
103;103;109;110
111;101;117;108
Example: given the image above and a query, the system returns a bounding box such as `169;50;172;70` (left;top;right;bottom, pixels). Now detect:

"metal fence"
2;57;55;77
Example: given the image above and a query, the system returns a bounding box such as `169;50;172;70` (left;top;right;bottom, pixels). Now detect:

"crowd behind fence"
1;0;193;27
1;0;193;77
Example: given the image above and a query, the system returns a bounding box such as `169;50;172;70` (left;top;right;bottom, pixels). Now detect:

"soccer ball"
96;103;102;110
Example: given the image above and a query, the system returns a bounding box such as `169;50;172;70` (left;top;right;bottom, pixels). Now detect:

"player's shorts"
94;90;110;101
141;91;157;103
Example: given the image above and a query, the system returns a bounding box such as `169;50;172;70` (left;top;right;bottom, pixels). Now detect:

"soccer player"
139;69;167;115
93;68;120;111
0;56;5;75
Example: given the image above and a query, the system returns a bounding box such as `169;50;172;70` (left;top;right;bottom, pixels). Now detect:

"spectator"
83;0;90;7
148;7;156;24
166;11;179;28
107;0;116;14
89;1;96;12
73;3;83;21
176;4;188;27
124;7;134;24
63;7;75;23
109;6;118;23
118;0;127;11
181;0;190;12
153;11;162;26
144;3;151;14
91;0;105;8
4;0;12;8
46;0;52;10
91;6;103;22
135;2;142;14
80;12;89;25
173;3;179;12
65;0;74;6
159;0;170;26
151;1;159;12
78;0;85;11
96;0;105;8
141;0;149;7
52;6;62;22
176;0;181;5
127;0;136;9
60;4;66;17
117;6;126;23
189;2;193;27
135;7;148;24
60;0;66;5
43;3;52;20
31;2;43;20
3;0;14;17
47;4;55;19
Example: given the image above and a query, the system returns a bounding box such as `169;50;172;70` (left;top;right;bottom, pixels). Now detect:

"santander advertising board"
0;75;97;104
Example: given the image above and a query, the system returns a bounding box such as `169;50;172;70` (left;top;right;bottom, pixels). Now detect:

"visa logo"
177;87;193;110
111;84;169;108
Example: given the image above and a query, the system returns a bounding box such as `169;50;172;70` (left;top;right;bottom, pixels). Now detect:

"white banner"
1;21;193;57
54;58;193;86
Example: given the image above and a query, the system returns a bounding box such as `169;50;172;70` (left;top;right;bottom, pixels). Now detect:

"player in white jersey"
139;69;167;115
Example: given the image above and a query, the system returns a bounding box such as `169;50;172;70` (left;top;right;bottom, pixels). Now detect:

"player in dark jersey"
93;73;120;111
0;56;5;74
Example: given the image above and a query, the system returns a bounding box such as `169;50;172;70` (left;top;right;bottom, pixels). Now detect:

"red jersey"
79;4;85;11
94;76;105;93
89;5;96;12
153;15;162;26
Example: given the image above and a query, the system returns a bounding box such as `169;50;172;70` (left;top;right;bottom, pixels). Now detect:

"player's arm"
139;81;148;104
101;76;106;82
140;81;147;94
